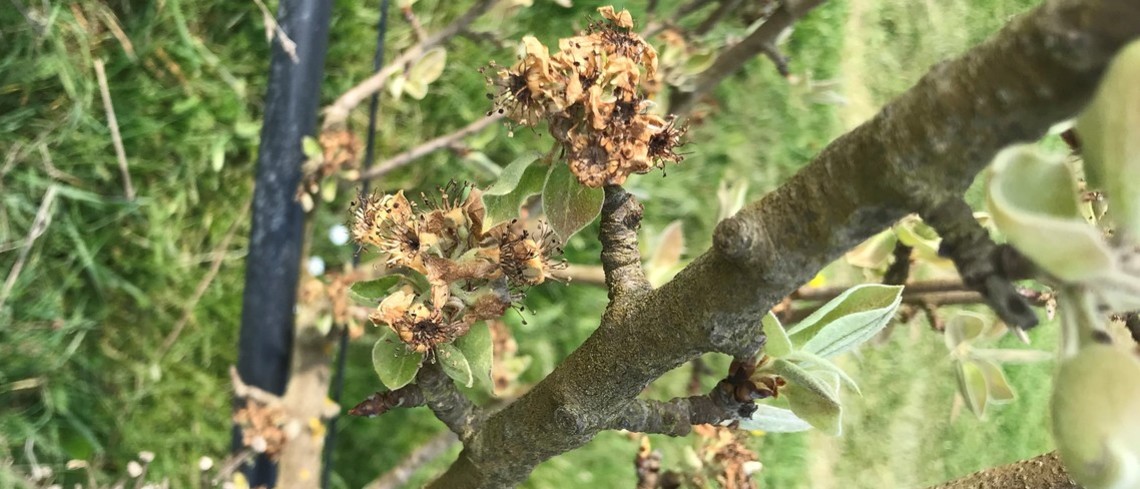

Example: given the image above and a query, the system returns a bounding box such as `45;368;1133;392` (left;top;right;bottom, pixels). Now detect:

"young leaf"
739;404;813;433
407;47;447;86
542;163;604;241
483;153;546;225
372;330;423;390
770;358;840;407
350;275;403;303
784;380;842;435
944;311;988;351
976;359;1015;403
796;285;903;358
955;360;989;417
762;312;792;358
784;350;861;396
455;322;493;392
788;284;903;342
646;220;685;287
844;229;897;269
986;145;1116;282
436;343;474;388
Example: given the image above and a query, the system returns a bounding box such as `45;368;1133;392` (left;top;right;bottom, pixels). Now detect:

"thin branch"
693;0;740;37
401;5;428;43
323;0;496;128
928;451;1077;489
94;59;136;200
252;0;299;63
550;263;606;285
668;0;826;115
353;113;503;181
0;185;57;312
366;431;459;489
883;242;913;286
609;363;758;436
416;363;483;442
348;385;426;417
230;366;283;406
922;197;1038;329
600;186;653;303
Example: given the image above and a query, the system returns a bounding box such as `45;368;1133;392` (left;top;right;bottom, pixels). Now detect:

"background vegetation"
1;0;1053;487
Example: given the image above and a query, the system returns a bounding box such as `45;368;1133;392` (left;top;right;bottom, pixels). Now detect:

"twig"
348;386;426;417
694;0;740;37
230;366;284;406
353;113;503;181
0;186;58;311
159;200;250;355
600;186;652;304
94;59;136;200
882;242;914;286
401;5;428;43
252;0;300;63
323;0;496;128
551;263;606;284
668;0;827;115
608;362;758;436
365;431;459;489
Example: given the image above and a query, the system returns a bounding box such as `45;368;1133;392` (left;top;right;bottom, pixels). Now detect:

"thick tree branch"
427;2;1140;486
928;452;1077;489
322;0;495;128
600;186;653;303
352;113;503;181
668;0;827;115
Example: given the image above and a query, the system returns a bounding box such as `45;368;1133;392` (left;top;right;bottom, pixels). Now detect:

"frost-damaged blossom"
352;183;561;354
485;6;686;187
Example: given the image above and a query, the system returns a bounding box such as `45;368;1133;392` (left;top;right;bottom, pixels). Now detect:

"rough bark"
424;0;1140;486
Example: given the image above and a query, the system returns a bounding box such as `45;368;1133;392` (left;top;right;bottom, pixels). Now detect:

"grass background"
1;0;1056;487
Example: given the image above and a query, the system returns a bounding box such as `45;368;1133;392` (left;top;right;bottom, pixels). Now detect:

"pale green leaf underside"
455;322;494;392
372;330;424;390
740;404;813;433
437;343;474;388
542;163;604;241
762;312;792;358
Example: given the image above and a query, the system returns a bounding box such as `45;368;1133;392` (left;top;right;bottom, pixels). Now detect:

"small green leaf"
302;136;322;160
408;47;447;86
956;360;989;417
844;229;898;269
795;285;903;358
762;312;792;358
350;275;403;303
387;74;406;99
944;311;987;351
784;350;861;396
542;163;604;241
739;404;813;433
976;359;1015;403
372;330;423;390
403;80;428;100
770;358;840;407
483;154;546;225
986;145;1115;282
436;343;474;388
784;380;843;435
455;323;493;392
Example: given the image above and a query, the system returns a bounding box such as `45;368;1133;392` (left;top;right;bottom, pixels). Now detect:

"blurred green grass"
1;0;1056;487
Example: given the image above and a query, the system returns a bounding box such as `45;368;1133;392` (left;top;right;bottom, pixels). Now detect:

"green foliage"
541;163;604;241
372;330;424;390
481;152;544;225
455;322;494;392
348;275;402;303
436;343;474;388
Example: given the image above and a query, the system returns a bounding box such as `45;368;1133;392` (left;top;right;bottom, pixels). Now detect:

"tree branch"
668;0;827;116
609;379;755;437
426;1;1140;486
322;0;496;129
600;186;652;304
928;452;1077;489
352;113;503;181
416;363;483;443
922;197;1039;329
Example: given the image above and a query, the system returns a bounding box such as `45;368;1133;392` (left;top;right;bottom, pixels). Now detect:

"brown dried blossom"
233;400;289;460
693;425;761;489
485;6;686;187
352;184;561;353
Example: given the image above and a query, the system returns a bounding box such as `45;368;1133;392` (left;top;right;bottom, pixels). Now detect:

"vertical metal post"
236;0;331;485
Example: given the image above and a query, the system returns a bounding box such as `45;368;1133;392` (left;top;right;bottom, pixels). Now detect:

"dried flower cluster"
485;6;685;187
352;183;562;353
232;400;288;460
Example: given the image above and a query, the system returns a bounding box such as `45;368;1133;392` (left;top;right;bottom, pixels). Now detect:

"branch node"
712;215;755;262
600;186;652;302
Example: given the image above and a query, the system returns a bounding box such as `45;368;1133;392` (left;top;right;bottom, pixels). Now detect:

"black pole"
236;0;332;486
321;2;390;487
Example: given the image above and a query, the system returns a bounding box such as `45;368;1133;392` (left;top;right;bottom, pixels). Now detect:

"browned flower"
351;191;424;272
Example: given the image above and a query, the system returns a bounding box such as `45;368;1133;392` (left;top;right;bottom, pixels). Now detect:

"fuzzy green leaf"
844;229;898;269
436;343;474;388
956;360;989;417
371;330;423;390
301;136;322;160
795;284;903;358
483;153;545;225
770;358;841;407
349;275;403;303
542;163;604;241
986;145;1115;282
762;312;792;358
739;404;812;433
455;322;493;392
407;47;447;86
784;350;861;396
784;378;842;435
976;359;1015;403
944;311;988;351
